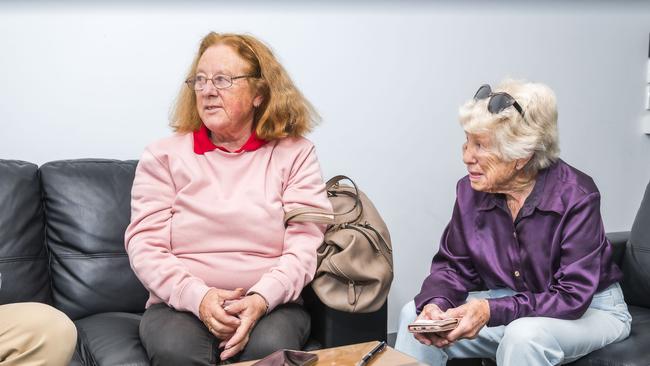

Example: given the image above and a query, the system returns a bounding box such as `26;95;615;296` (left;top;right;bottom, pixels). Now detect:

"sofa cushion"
621;180;650;308
40;159;148;319
69;348;85;366
605;231;628;266
75;312;149;366
0;159;51;304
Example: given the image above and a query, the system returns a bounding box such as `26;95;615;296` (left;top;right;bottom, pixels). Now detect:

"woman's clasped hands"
199;288;269;361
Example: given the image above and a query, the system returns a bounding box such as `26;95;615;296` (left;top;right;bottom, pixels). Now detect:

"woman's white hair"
458;79;560;173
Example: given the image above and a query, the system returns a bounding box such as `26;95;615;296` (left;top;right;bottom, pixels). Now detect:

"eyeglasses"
473;84;525;117
185;74;258;91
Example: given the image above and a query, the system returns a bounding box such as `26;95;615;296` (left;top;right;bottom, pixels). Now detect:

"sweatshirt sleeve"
247;143;331;312
124;148;210;318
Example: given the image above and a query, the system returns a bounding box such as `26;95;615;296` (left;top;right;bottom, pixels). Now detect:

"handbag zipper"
328;259;359;307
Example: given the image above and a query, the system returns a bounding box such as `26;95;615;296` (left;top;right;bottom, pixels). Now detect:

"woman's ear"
253;94;263;108
515;155;533;170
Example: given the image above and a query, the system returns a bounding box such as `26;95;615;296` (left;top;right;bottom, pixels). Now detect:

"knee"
245;336;293;360
498;318;564;365
0;303;77;365
48;308;77;353
240;304;310;361
143;331;194;365
501;318;554;349
24;303;77;351
245;322;306;360
140;307;214;365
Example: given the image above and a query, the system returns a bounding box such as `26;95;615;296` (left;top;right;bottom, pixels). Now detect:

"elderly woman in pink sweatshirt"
124;32;331;365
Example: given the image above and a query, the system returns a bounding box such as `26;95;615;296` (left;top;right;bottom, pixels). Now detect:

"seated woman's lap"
396;284;631;365
238;303;310;361
139;302;310;365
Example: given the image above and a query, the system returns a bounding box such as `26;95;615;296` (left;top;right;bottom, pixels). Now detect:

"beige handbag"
284;175;393;313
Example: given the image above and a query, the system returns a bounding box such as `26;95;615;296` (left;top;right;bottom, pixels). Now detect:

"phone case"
408;318;460;333
251;349;318;366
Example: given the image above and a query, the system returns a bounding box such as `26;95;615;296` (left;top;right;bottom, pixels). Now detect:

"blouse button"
513;231;517;239
514;270;521;277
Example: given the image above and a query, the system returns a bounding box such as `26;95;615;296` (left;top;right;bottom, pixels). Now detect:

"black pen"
356;341;387;366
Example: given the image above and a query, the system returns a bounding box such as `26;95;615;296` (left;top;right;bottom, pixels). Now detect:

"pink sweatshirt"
124;132;331;317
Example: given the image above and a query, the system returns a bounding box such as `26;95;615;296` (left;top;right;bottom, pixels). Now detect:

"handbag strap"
284;175;363;226
325;175;363;225
283;207;335;225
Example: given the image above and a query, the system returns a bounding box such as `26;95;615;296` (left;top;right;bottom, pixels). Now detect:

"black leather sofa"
450;180;650;366
0;159;387;365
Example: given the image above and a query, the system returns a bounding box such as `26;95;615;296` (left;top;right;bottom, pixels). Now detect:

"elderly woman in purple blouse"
395;79;632;365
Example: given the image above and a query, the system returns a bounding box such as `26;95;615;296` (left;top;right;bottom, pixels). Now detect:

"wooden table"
231;341;426;366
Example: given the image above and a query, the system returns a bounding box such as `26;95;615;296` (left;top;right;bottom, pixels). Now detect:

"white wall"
2;1;650;333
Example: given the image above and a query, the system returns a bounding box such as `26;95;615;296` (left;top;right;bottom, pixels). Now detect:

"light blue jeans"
395;283;631;366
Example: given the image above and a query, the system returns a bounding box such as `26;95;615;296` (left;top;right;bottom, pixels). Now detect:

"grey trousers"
139;302;310;365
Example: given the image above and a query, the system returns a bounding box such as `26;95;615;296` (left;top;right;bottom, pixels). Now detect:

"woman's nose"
462;144;476;164
199;81;219;96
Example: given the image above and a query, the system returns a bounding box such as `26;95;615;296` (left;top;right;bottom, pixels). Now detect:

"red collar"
193;124;267;154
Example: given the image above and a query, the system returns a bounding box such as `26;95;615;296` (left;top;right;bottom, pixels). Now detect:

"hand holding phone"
408;318;461;333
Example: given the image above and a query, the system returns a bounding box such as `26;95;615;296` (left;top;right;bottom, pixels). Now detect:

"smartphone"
251;349;318;366
408;318;461;333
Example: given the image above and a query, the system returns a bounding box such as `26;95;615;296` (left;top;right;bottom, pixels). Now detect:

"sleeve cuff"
431;298;454;313
248;276;286;313
178;280;212;318
487;296;515;326
415;295;454;315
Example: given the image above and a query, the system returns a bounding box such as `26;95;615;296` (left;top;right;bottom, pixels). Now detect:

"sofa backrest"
621;179;650;308
40;159;148;320
0;160;52;304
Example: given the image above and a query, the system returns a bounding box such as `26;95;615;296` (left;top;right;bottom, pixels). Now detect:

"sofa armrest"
301;286;387;349
606;231;630;247
606;231;630;266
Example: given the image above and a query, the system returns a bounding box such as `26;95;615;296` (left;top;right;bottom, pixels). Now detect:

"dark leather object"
40;159;148;320
69;347;85;366
0;160;51;304
302;285;387;348
606;231;629;265
621;180;650;308
1;158;388;365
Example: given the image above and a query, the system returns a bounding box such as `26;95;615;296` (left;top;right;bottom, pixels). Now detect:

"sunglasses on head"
473;84;525;117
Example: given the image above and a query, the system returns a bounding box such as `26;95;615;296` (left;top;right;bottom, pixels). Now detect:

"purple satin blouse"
415;159;623;326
